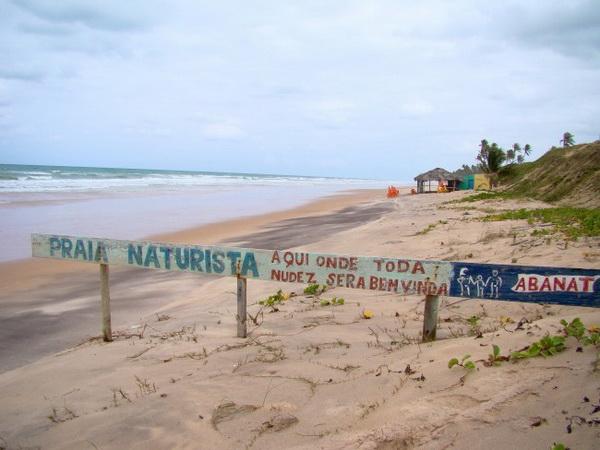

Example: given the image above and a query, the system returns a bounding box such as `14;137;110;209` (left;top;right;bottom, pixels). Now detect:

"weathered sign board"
32;234;600;307
31;234;600;341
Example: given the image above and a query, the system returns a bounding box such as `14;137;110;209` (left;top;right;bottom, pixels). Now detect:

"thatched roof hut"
414;168;462;193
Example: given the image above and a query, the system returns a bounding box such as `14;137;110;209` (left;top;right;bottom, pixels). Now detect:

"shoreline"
0;182;390;262
0;188;389;372
0;188;384;296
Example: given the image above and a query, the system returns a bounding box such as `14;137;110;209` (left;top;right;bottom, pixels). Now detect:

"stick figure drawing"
457;267;472;296
486;269;502;298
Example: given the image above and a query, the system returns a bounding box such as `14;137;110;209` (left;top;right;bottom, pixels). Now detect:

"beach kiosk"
458;173;492;191
414;168;462;193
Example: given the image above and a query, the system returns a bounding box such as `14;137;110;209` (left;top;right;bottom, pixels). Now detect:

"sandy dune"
0;189;599;450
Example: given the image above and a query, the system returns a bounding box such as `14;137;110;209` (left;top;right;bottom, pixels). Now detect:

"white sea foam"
0;164;396;193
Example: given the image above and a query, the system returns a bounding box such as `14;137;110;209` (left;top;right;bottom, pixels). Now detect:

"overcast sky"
1;0;599;179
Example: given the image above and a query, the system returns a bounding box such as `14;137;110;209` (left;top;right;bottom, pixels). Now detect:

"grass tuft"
482;207;600;239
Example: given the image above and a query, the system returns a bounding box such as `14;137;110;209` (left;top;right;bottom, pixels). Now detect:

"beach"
0;186;599;449
0;188;387;372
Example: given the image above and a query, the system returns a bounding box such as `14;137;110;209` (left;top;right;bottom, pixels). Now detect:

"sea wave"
0;164;392;193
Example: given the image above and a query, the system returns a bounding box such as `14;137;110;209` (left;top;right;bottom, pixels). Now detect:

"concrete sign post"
32;234;600;342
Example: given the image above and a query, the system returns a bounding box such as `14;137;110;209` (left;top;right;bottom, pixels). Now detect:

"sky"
0;0;599;180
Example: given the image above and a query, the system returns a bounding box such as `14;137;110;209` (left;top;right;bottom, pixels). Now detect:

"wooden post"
237;275;247;338
100;263;112;342
422;294;439;342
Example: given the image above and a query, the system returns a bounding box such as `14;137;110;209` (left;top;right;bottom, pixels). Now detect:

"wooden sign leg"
422;294;439;342
237;276;247;338
100;263;113;342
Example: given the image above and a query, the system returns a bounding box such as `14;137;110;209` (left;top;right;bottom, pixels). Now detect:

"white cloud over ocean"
1;0;599;178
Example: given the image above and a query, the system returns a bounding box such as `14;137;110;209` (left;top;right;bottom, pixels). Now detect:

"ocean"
0;164;392;262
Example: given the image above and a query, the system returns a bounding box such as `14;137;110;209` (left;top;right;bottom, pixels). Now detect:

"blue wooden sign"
31;234;600;308
449;262;599;307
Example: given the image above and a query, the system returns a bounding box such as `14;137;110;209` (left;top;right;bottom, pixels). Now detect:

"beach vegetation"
466;315;482;336
484;344;509;367
530;228;553;237
449;191;509;203
362;309;374;319
561;317;587;341
452;141;600;207
506;142;532;165
551;443;568;450
416;223;437;235
482;207;600;238
501;141;599;204
476;140;506;187
451;319;599;370
320;297;345;307
560;318;600;347
416;220;448;235
448;354;476;370
304;283;327;296
498;316;514;326
511;335;566;360
259;289;287;312
560;131;575;148
583;328;600;347
135;375;158;396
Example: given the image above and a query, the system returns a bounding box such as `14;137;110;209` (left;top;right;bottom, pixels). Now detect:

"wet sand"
0;189;387;372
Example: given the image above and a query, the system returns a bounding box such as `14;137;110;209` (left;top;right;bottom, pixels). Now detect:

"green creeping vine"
448;318;599;372
448;354;476;371
258;290;287;312
511;335;566;359
561;317;586;341
485;344;509;366
304;283;328;296
320;297;345;307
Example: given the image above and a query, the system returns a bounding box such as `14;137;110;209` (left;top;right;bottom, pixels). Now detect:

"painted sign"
448;262;600;307
31;234;600;307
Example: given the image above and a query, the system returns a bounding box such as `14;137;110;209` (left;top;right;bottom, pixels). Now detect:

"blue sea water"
0;164;392;262
0;164;380;193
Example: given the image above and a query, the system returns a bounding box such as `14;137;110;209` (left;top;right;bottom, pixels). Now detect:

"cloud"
201;121;244;140
400;99;434;118
499;0;600;60
259;85;306;99
18;22;75;36
0;67;45;82
304;100;356;127
12;0;152;32
2;1;600;178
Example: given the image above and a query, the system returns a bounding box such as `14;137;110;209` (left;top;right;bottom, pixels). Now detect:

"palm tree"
560;132;575;148
487;144;506;173
477;141;506;187
523;144;532;156
506;149;515;163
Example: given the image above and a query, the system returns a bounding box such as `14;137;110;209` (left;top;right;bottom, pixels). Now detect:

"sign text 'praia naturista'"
32;234;600;307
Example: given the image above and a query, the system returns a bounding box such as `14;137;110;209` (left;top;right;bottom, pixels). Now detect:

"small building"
414;168;462;193
458;174;491;191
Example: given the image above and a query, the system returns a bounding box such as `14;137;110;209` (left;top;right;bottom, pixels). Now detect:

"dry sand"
0;189;599;450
